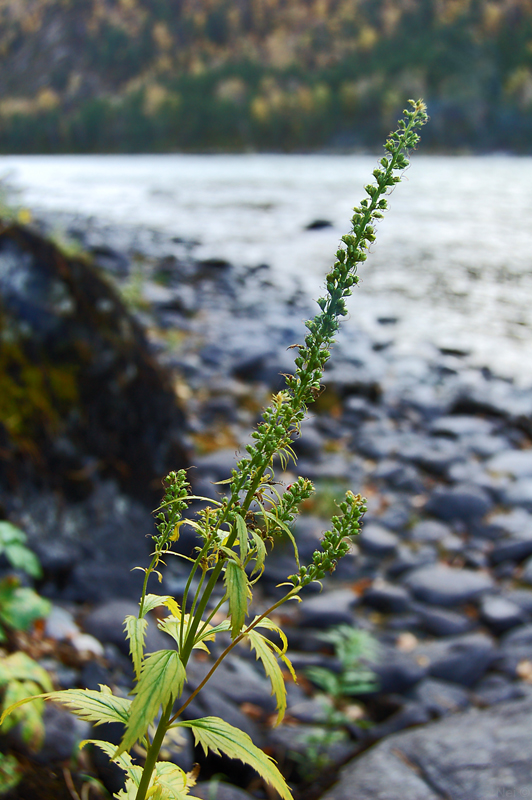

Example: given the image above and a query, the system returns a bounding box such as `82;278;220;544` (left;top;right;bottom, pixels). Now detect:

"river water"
1;153;532;383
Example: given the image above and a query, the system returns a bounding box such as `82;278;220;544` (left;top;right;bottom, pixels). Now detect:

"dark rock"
0;223;188;505
370;646;428;694
411;678;470;717
368;702;431;741
321;697;532;800
424;483;493;522
474;674;525;706
402;436;464;476
305;219;333;230
430;415;494;437
8;704;89;765
496;623;532;676
403;564;493;607
193;783;257;800
480;596;526;634
521;556;532;585
372;460;425;493
489;532;532;565
409;519;451;544
358;524;399;557
299;589;358;629
83;599;170;655
286;697;333;724
413;633;496;687
187;657;276;713
386;545;437;579
363;581;412;614
412;602;475;637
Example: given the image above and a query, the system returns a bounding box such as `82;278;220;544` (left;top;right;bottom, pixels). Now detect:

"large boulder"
0;221;188;503
321;696;532;800
0;221;189;600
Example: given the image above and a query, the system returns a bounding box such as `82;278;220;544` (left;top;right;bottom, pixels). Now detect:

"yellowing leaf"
141;594;173;616
124;615;148;679
0;652;52;691
246;629;287;726
224;560;251;639
3;679;44;749
178;716;292;800
163;598;182;619
117;651;185;756
82;739;142;788
0;685;131;731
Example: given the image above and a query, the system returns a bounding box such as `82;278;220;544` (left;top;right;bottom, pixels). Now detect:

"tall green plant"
1;100;427;800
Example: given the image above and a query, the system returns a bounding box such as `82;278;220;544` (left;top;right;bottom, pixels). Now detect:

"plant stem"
134;700;173;800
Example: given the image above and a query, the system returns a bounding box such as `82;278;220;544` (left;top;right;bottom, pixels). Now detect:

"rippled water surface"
1;153;532;381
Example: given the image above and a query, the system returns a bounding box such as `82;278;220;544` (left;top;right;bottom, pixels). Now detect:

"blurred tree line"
0;0;532;152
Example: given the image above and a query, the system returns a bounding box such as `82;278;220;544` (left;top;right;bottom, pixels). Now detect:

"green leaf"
250;531;266;577
117;650;185;756
246;630;287;726
234;514;249;563
140;594;173;616
46;686;131;726
81;739;142;787
3;680;45;749
0;585;50;631
4;543;42;579
178;716;292;800
124;615;147;680
0;522;26;547
223;560;251;638
0;752;21;795
0;652;52;692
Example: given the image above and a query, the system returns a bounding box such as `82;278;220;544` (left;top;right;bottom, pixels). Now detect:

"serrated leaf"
250;530;266;577
141;594;173;616
158;615;214;653
124;616;148;679
223;560;251;638
81;739;142;787
234;515;249;563
48;686;132;726
178;716;292;800
0;652;52;691
246;630;287;726
163;598;182;619
0;586;50;631
117;651;185;756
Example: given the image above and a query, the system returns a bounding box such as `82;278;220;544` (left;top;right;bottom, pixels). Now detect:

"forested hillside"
1;0;532;152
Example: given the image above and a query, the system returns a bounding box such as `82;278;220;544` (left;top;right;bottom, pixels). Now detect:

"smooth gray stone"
403;564;493;607
412;678;470;717
412;602;475;637
299;588;358;629
480;596;526;634
430;415;494;437
321;697;532;800
425;483;493;522
409;519;451;543
488;449;532;478
503;479;532;510
358;524;399;557
413;633;496;687
193;783;256;800
363;581;412;614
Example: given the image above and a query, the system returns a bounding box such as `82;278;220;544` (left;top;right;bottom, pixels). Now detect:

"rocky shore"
2;212;532;799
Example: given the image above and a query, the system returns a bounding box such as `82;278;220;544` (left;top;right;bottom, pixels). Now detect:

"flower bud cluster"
153;469;191;549
289;492;367;587
277;477;314;527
